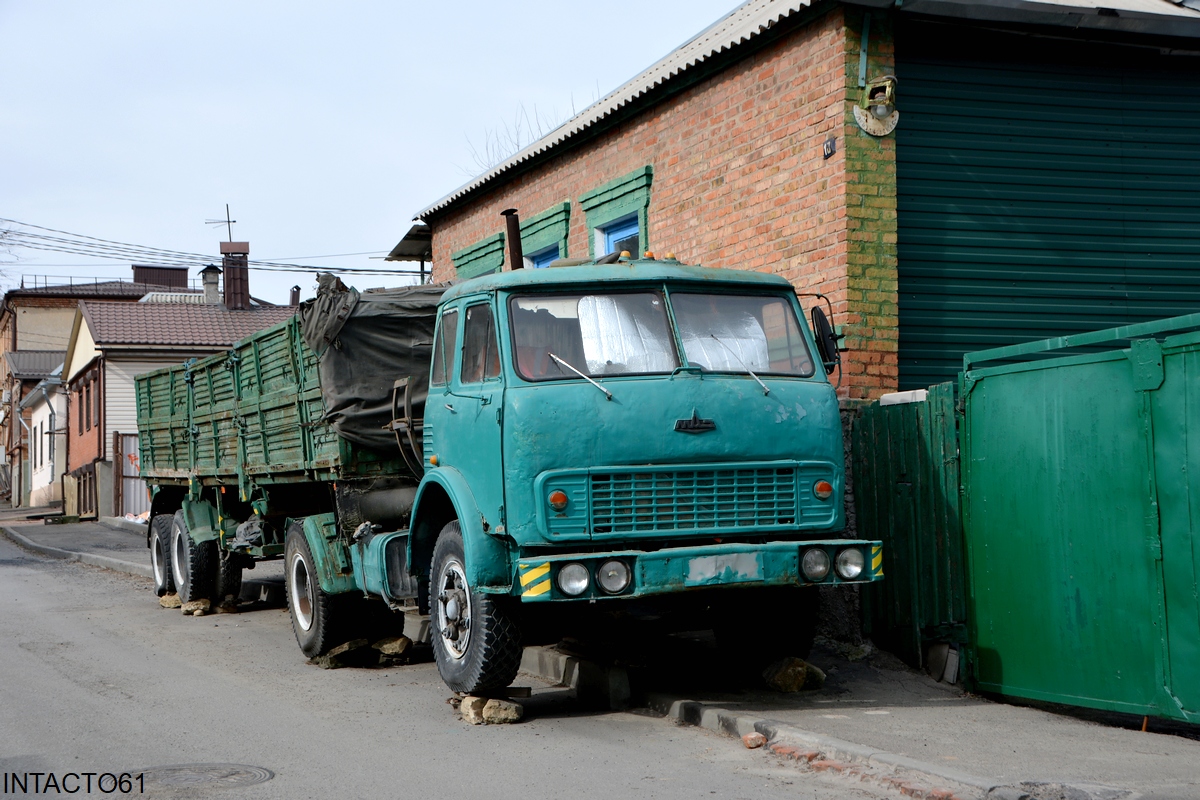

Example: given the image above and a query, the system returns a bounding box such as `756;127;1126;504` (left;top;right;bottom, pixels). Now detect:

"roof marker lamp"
802;548;831;581
557;563;590;596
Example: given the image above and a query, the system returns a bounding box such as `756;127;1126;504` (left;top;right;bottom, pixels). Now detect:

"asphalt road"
0;536;893;800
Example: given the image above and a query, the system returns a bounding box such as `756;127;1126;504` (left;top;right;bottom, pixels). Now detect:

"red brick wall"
67;362;102;474
427;7;896;401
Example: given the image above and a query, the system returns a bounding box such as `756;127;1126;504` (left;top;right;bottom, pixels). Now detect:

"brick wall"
427;4;901;401
67;363;102;475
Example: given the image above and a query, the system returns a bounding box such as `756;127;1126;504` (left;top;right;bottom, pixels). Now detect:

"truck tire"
430;521;522;694
149;514;175;597
214;550;243;604
285;525;342;657
170;510;216;603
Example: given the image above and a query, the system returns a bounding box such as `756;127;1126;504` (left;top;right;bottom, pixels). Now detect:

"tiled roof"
6;281;200;300
5;350;66;380
79;301;296;347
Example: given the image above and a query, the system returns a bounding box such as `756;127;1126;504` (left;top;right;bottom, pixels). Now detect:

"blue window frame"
528;245;560;269
602;216;639;257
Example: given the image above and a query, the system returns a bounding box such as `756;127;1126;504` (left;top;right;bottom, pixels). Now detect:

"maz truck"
136;250;883;694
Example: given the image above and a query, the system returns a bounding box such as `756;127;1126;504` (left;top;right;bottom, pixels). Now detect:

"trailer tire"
285;525;342;657
149;514;175;597
214;550;243;604
170;511;216;603
430;521;522;694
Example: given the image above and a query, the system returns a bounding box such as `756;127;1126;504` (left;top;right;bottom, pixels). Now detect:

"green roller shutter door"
895;22;1200;390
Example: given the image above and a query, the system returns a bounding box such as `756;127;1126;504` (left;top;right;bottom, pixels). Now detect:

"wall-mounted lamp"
854;75;899;137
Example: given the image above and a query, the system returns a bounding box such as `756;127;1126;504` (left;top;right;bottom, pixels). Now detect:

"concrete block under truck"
135;245;883;695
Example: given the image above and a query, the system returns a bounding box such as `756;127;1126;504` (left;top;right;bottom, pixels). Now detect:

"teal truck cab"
391;257;880;692
136;256;882;696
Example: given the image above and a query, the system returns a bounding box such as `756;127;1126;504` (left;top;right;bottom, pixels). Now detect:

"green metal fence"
853;382;967;669
961;315;1200;723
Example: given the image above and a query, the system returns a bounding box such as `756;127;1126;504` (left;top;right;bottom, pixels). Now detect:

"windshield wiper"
708;335;770;396
548;353;613;401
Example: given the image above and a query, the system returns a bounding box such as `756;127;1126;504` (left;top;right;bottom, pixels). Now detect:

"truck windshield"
510;292;678;380
671;293;815;377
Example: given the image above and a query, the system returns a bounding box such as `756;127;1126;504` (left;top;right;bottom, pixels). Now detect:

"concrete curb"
99;516;149;535
644;693;1030;800
1;526;153;580
519;645;631;709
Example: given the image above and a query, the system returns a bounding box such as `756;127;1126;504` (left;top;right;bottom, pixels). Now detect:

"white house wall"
28;386;66;506
104;358;185;461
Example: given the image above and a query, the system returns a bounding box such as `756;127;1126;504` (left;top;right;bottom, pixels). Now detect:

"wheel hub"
435;560;472;659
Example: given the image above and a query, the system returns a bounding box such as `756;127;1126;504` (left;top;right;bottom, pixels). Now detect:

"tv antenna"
205;204;237;242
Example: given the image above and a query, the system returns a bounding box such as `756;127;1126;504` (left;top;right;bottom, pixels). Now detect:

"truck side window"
460;304;500;384
430;309;459;387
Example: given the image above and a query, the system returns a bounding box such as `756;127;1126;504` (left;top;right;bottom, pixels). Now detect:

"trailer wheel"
285;525;341;657
149;514;175;597
430;521;522;694
170;511;216;603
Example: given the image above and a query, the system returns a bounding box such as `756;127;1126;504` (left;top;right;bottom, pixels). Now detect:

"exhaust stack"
501;209;523;270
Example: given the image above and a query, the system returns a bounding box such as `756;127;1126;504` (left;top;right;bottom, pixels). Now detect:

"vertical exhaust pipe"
501;208;523;270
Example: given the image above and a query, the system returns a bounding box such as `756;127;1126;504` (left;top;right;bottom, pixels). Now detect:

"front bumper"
515;539;883;602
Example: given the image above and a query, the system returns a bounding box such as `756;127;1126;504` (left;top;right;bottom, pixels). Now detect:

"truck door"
441;300;506;531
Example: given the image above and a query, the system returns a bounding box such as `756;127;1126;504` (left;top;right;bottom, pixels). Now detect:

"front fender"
411;467;513;593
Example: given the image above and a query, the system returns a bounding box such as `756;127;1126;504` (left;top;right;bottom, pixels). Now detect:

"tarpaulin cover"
300;273;446;453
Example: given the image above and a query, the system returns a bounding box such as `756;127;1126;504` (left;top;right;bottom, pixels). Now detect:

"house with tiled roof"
61;248;297;518
0;266;203;507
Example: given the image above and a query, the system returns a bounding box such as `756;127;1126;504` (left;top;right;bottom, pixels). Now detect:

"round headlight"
801;548;830;581
835;548;865;580
557;563;590;596
596;560;631;594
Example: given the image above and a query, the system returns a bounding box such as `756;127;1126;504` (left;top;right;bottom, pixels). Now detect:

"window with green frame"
452;233;505;279
579;165;653;259
518;202;570;268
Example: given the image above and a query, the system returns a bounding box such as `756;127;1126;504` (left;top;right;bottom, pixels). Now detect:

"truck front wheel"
430;521;521;694
170;511;216;603
149;514;175;597
285;525;339;657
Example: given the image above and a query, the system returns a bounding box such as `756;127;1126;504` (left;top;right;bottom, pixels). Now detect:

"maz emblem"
674;409;716;434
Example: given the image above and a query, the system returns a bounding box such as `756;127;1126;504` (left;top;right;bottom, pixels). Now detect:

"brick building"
415;0;1200;403
0;268;195;506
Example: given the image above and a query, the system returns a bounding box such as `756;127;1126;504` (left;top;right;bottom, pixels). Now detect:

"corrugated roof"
416;0;1200;220
79;301;296;348
138;291;207;304
5;350;66;380
416;0;814;220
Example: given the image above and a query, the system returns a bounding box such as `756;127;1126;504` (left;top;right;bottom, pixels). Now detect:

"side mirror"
810;307;841;376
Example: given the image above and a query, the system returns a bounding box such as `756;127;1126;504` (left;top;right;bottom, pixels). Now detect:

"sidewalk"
4;509;1197;799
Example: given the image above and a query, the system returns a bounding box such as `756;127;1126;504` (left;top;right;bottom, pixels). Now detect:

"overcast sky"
1;1;738;304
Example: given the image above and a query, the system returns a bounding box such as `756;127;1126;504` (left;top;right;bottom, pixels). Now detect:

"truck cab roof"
441;258;793;304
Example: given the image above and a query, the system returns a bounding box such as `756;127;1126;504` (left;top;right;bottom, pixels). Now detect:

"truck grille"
590;467;797;534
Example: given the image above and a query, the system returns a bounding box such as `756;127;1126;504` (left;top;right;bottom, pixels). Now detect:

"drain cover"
135;764;274;790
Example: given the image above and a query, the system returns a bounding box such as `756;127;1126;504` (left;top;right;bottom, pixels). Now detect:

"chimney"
220;241;250;310
289;285;301;307
200;265;222;304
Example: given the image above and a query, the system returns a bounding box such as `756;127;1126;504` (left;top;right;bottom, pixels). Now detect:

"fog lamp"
836;548;865;580
801;548;831;581
596;560;631;594
557;563;590;596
